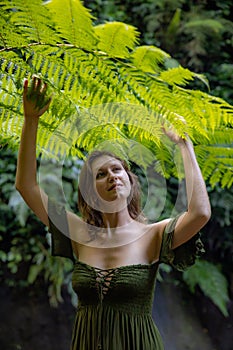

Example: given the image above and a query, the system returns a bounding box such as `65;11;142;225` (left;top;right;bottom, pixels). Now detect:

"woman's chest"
77;244;144;269
75;231;161;269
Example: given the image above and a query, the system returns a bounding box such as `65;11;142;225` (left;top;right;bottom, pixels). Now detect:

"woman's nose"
108;170;117;181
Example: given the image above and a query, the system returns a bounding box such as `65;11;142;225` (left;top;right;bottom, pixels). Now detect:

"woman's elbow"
196;207;211;226
203;200;211;222
189;205;211;226
15;181;21;193
15;182;29;200
15;181;23;194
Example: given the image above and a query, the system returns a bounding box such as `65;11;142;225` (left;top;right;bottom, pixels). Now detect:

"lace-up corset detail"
95;267;118;301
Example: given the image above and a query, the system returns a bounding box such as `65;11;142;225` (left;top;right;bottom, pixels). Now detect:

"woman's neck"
102;208;133;228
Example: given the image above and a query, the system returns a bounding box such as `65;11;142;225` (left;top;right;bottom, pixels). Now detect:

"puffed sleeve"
159;213;205;271
48;198;75;262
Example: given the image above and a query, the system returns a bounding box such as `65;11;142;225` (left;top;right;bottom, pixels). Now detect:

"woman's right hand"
23;76;52;119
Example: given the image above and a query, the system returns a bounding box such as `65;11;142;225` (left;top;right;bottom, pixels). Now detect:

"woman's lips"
108;183;121;191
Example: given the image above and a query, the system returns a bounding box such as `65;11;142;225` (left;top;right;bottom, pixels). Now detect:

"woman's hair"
78;150;146;227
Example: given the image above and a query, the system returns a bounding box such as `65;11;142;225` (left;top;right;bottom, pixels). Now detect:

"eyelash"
96;167;122;178
96;172;105;178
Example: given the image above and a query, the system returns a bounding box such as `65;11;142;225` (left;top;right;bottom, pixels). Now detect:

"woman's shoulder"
134;218;171;250
145;218;171;237
66;210;88;239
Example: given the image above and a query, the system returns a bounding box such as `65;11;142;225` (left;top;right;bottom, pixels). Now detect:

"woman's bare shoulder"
146;218;171;237
66;210;89;241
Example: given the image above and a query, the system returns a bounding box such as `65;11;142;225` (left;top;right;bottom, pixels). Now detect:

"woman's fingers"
23;76;52;118
38;97;52;117
23;78;29;97
26;77;48;100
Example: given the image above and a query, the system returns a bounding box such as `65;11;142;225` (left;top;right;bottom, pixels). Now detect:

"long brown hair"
78;150;146;227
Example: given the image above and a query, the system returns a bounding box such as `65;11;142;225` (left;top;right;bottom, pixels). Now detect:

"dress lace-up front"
94;267;118;301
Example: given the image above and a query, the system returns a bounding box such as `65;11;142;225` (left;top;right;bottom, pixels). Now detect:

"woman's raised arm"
15;77;52;226
164;129;211;248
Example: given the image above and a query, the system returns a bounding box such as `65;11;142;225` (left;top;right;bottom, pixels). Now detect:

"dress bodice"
72;260;158;314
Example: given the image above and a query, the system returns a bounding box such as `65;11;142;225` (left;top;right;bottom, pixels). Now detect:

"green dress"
48;199;204;350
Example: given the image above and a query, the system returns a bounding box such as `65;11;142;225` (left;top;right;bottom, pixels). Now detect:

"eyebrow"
96;162;122;172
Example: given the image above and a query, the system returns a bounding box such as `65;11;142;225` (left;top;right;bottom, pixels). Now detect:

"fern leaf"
183;260;230;317
0;11;28;48
46;0;98;49
158;66;209;92
184;19;223;35
159;66;203;87
95;22;139;58
0;0;232;187
131;46;170;73
1;0;59;45
221;169;233;188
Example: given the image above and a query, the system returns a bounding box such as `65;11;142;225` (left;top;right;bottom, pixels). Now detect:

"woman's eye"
96;172;105;179
113;167;121;172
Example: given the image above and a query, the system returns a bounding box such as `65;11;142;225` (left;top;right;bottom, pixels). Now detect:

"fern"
95;21;139;58
0;0;58;45
0;12;28;48
131;46;170;74
0;0;233;187
183;260;230;317
159;66;209;89
46;0;98;49
184;19;224;35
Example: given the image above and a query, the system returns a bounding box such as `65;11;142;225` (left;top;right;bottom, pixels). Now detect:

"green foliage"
131;46;170;73
85;0;233;103
183;260;230;317
201;185;233;274
0;0;232;314
95;21;139;58
0;0;232;188
0;148;75;306
47;0;98;49
28;246;74;307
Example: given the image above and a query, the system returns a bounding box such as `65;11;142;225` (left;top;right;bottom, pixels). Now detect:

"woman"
16;77;211;350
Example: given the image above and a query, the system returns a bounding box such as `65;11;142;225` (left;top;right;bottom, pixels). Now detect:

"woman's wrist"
23;115;39;126
176;135;193;148
177;138;195;156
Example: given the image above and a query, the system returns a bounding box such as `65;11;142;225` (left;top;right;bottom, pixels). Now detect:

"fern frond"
46;0;98;49
131;46;170;74
206;128;233;145
0;0;232;188
95;22;139;58
159;66;194;86
159;66;207;88
127;140;155;168
221;169;233;188
183;260;230;317
0;0;59;45
184;19;224;35
0;11;28;48
195;144;233;188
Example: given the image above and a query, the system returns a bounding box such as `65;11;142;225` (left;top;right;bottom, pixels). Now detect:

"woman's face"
91;155;131;204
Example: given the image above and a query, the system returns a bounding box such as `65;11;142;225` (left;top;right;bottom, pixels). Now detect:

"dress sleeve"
48;198;75;262
159;213;205;271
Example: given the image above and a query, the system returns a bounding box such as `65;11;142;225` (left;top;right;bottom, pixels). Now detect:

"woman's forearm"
178;139;211;219
15;77;51;226
15;118;39;192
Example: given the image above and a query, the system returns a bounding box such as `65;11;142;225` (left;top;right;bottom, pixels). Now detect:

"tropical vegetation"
0;0;232;317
